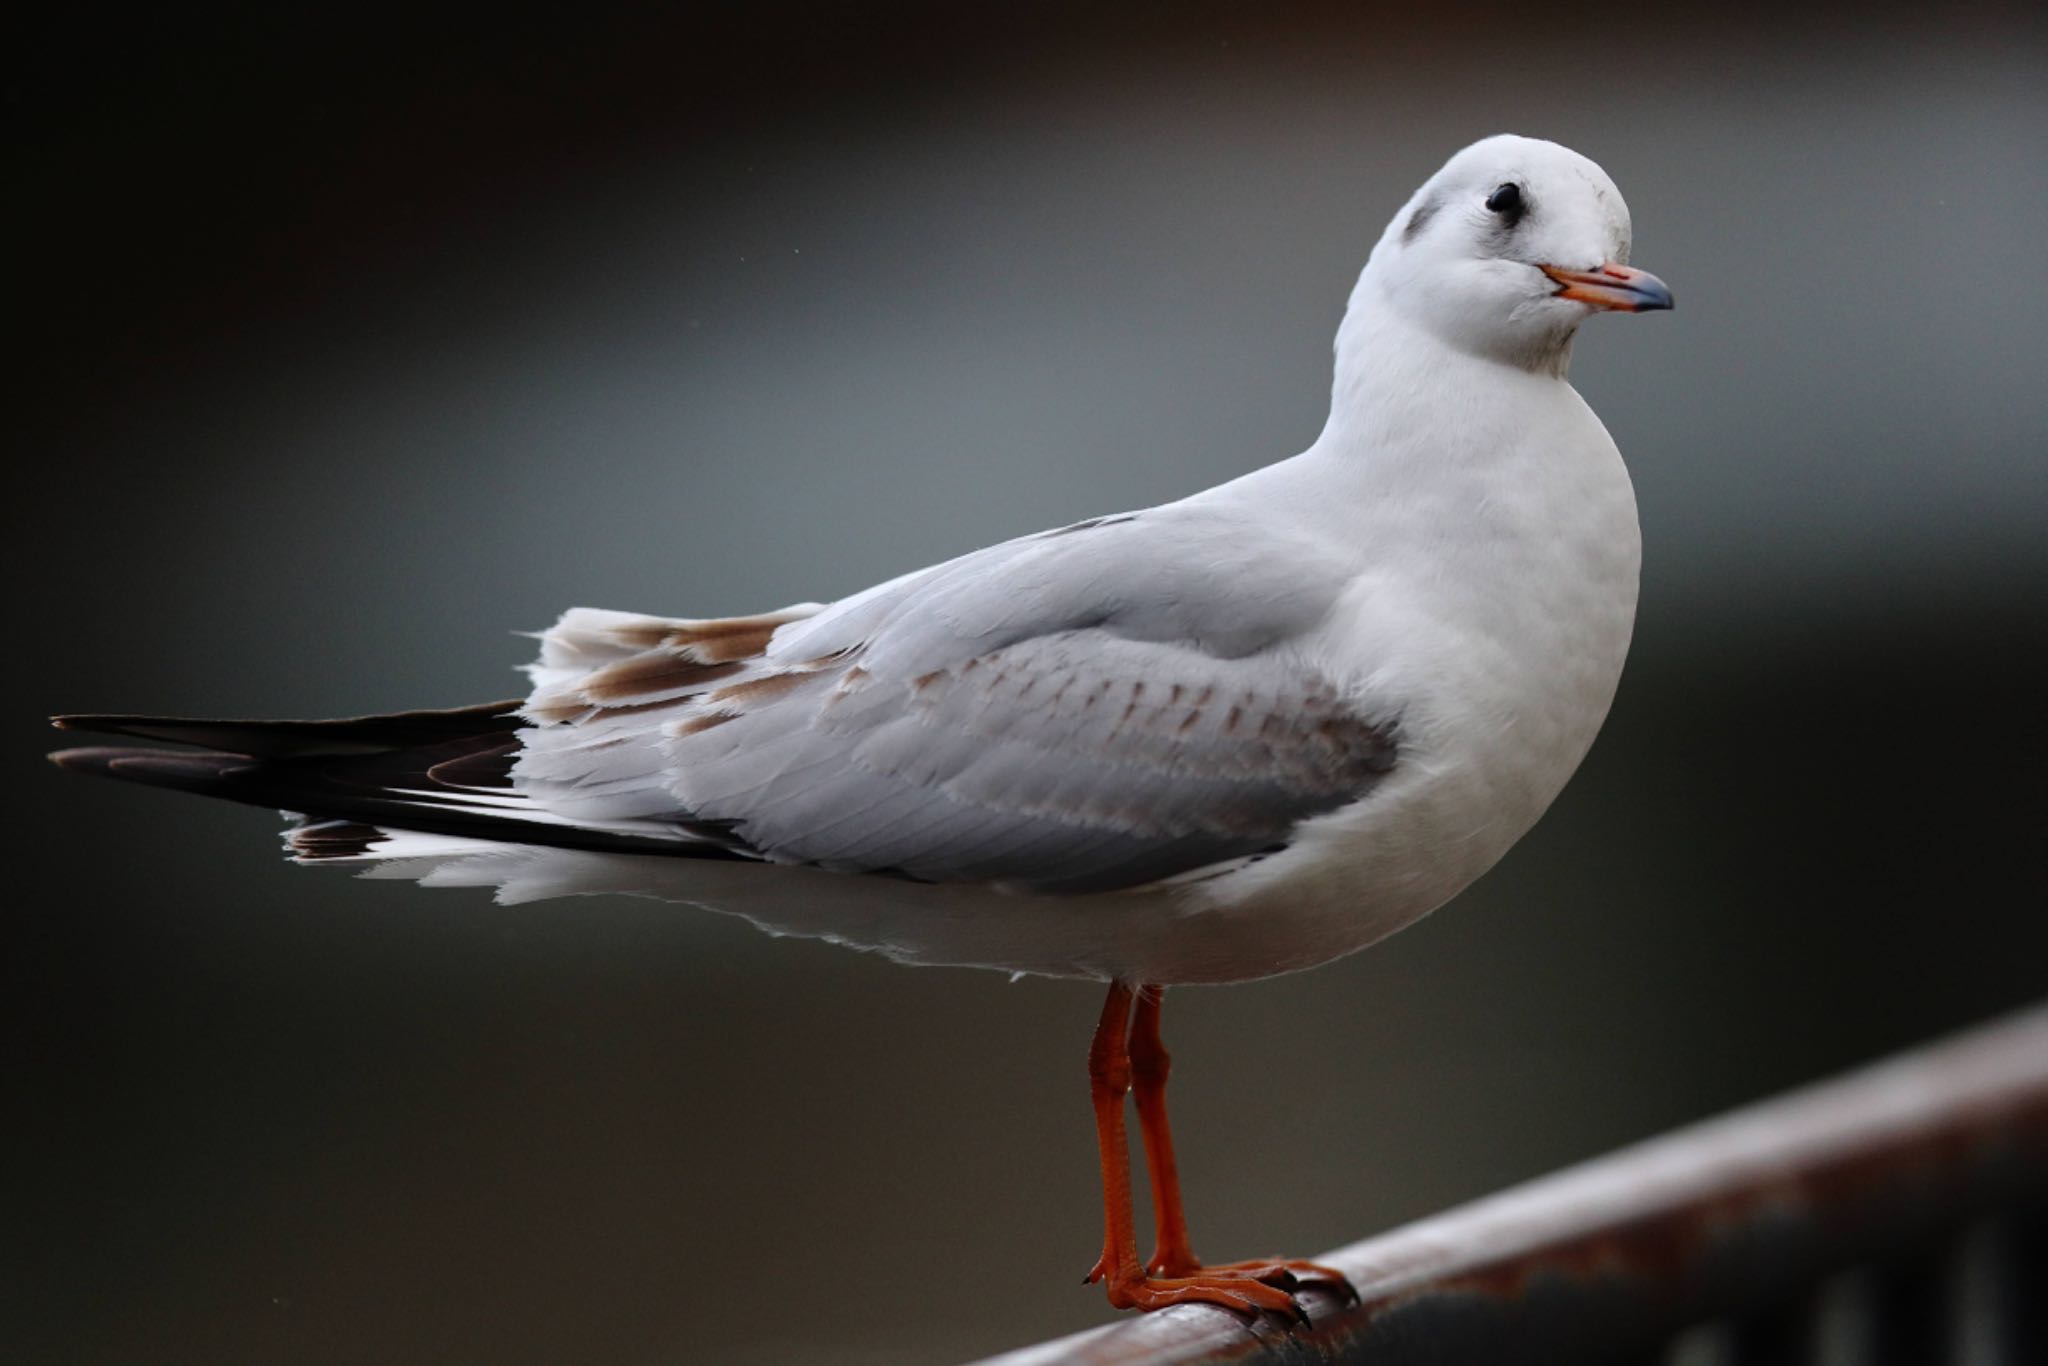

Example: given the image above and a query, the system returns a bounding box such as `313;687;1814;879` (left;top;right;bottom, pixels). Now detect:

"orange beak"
1539;262;1674;313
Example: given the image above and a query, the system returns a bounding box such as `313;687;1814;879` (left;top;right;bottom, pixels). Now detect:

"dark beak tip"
1619;268;1674;313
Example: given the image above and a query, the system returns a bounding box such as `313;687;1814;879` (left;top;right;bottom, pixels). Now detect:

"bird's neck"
1315;281;1572;460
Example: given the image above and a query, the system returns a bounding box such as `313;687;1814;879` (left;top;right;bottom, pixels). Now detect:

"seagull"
51;133;1670;1322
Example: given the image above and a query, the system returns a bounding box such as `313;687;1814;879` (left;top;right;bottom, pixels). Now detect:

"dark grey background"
11;5;2046;1363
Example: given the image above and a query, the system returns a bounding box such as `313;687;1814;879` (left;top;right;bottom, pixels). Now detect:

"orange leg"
1128;984;1198;1276
1081;981;1326;1320
1127;985;1358;1301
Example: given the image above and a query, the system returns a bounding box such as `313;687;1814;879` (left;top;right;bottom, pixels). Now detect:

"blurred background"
10;4;2045;1362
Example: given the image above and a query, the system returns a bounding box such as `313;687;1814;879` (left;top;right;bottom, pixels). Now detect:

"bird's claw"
1100;1269;1305;1320
1145;1253;1351;1298
1097;1253;1351;1325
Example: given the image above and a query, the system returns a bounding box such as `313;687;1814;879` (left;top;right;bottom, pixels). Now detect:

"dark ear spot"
1401;195;1440;244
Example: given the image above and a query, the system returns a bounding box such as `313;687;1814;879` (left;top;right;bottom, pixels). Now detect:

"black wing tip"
50;713;215;743
48;744;245;786
52;712;180;731
51;743;760;865
48;743;171;774
44;701;528;759
48;743;108;772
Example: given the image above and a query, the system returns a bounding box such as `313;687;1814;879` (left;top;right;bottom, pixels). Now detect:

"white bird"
52;133;1670;1321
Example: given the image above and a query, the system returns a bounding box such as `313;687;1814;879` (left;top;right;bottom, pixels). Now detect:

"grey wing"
635;507;1400;893
673;630;1397;892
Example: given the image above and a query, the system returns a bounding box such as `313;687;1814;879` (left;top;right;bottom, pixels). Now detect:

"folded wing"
521;507;1400;893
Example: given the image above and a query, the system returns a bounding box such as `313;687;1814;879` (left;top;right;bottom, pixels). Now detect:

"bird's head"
1363;134;1671;373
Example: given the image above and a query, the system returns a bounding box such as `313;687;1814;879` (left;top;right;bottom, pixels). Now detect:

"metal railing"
980;1005;2048;1365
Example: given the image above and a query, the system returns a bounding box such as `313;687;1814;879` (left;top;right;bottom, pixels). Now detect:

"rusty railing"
980;1004;2048;1365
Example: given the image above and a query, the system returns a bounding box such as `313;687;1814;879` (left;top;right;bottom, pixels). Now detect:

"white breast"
1157;354;1643;983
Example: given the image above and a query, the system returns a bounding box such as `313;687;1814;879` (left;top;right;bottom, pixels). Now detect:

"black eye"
1485;182;1525;223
